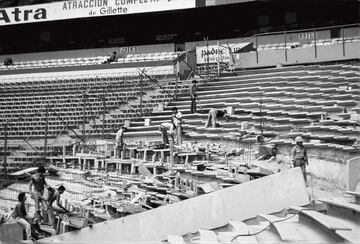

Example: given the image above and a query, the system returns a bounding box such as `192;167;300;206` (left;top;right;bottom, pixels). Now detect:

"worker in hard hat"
291;136;309;183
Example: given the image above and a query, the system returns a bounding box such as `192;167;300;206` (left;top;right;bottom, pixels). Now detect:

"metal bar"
314;30;317;58
82;94;86;139
44;105;48;159
176;51;210;83
342;27;345;56
1;114;40;155
255;35;259;64
139;72;143;118
284;32;288;62
102;96;106;139
40;102;83;143
3;123;8;175
138;68;177;100
217;41;220;77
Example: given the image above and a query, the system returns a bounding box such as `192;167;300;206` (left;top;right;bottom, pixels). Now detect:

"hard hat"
295;136;303;142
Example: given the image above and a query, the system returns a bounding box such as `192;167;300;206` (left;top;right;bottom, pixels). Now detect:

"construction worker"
204;108;230;128
159;123;174;147
46;185;69;232
291;136;309;183
115;126;127;158
189;80;198;113
171;107;183;144
29;166;49;220
12;192;36;241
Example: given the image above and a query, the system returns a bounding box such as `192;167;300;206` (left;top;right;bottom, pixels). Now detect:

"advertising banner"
0;0;195;26
196;42;251;64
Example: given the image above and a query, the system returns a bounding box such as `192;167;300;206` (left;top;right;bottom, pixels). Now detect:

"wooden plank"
258;214;303;241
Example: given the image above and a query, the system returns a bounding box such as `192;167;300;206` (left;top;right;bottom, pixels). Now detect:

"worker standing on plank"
291;136;309;183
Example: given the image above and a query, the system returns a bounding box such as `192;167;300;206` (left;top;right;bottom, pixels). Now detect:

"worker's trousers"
293;159;307;183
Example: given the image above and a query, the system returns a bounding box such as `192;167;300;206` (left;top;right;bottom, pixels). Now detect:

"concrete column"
130;149;135;159
190;180;194;191
73;145;76;156
170;140;174;167
130;162;135;174
64;199;68;211
174;177;179;188
63;158;67;168
119;163;122;174
177;126;182;145
160;151;165;164
143;150;147;161
63;145;66;156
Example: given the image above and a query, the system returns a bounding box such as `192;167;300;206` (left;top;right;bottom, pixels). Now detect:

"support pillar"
130;149;135;159
119;163;122;174
130;162;135;174
170;140;174;167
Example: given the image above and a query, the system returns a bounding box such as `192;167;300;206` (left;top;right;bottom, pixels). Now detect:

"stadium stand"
122;63;360;160
0;0;359;240
0;52;182;71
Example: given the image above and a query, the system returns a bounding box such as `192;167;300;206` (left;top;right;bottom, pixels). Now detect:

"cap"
295;136;303;142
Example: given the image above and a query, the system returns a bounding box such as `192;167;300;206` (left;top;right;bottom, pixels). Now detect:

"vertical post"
217;41;220;77
314;30;317;58
44;105;48;160
82;93;86;141
175;61;179;100
3;123;8;175
170;140;174;168
255;35;259;64
139;74;143;118
102;95;106;140
284;31;288;62
342;27;345;56
205;37;210;80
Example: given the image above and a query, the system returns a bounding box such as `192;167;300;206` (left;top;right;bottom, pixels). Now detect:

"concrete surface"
40;168;309;243
346;156;360;191
0;221;24;242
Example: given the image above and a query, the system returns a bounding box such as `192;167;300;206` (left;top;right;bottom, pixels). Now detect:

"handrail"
206;22;360;50
253;23;360;37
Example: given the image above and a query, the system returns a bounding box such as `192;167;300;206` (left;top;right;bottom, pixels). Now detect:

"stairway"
166;196;360;243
